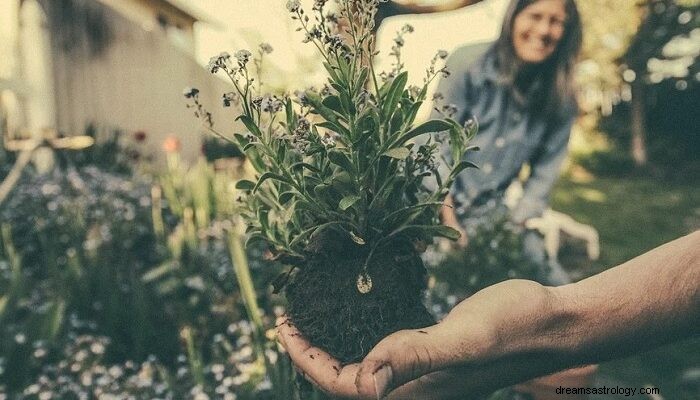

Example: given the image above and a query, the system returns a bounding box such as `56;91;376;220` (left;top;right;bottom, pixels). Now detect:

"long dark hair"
494;0;582;118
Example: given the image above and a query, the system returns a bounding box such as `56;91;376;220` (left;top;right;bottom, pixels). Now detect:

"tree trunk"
630;80;648;166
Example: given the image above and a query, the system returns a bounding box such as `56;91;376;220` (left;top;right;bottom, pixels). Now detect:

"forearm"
480;231;700;388
387;0;484;15
550;230;700;363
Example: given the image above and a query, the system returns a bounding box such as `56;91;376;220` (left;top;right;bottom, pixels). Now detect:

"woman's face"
512;0;567;64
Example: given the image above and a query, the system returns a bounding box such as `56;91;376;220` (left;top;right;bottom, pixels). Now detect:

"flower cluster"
387;24;415;78
414;142;439;172
289;117;312;154
183;87;213;127
258;95;284;113
424;49;451;84
207;52;233;74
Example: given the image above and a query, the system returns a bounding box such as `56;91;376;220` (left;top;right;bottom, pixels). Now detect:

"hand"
277;280;556;399
441;195;468;248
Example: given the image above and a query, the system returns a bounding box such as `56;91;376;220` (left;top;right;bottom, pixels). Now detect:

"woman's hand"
441;194;469;248
277;280;557;399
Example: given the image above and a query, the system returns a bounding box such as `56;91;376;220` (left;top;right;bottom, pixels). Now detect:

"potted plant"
185;0;478;364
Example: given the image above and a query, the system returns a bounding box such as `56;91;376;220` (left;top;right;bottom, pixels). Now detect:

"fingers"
276;317;368;398
354;325;453;399
277;317;469;399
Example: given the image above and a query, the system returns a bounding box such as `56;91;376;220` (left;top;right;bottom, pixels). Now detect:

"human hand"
277;280;559;399
440;195;468;248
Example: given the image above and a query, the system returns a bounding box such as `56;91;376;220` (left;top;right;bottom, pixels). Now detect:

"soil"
285;235;435;363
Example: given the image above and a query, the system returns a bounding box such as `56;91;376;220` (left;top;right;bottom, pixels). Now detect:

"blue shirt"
431;43;576;224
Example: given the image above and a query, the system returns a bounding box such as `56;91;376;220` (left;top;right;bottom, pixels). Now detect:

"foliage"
624;0;699;85
0;159;290;397
186;0;478;271
201;136;244;161
575;0;641;114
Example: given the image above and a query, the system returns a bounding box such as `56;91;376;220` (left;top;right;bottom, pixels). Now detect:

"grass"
551;169;699;400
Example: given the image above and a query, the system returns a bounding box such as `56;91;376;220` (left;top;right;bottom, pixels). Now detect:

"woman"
434;1;591;398
437;0;583;287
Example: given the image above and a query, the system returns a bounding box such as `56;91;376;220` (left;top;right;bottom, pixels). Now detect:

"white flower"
183;87;199;98
286;0;301;12
259;43;273;54
207;52;232;74
234;49;252;66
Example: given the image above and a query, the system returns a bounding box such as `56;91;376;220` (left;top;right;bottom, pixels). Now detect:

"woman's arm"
510;117;574;224
278;231;700;399
380;0;484;16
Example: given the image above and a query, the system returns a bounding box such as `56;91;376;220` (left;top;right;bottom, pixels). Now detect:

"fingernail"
372;364;393;399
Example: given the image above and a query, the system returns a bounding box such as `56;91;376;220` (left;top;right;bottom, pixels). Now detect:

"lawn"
552;171;700;399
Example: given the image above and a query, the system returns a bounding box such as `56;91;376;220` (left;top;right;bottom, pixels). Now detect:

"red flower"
133;130;147;142
162;136;181;153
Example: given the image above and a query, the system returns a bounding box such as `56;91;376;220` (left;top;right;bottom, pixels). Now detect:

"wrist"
485;282;583;371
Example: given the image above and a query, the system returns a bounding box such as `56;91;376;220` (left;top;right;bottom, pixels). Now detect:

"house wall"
51;3;235;163
98;0;197;53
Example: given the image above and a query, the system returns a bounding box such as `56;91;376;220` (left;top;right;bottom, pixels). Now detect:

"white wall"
51;4;235;163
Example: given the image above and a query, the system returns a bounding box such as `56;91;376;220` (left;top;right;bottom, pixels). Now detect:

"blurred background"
0;0;698;399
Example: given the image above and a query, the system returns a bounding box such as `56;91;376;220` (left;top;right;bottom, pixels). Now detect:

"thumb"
354;327;450;399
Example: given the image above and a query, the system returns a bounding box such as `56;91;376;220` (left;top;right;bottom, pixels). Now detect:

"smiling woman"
511;0;567;63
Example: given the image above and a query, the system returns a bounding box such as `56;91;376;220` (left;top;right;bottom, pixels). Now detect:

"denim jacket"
430;43;576;225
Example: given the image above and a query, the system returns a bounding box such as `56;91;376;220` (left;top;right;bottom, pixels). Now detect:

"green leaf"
394;119;452;146
305;91;337;121
355;67;369;96
327;150;354;173
243;142;260;152
322;96;344;115
349;231;365;245
382;147;410;160
235;180;255;190
290;162;320;173
234;133;249;147
464;117;479;139
391;224;462;241
285;98;296;128
245;233;267;248
288;221;348;249
236;115;263;137
323;62;341;83
389;109;404;136
339;194;361;211
381;202;444;226
279;191;295;205
448;119;466;163
450;160;479;179
382;71;408;119
257;209;269;231
404;101;423;127
253;172;290;193
313;184;335;205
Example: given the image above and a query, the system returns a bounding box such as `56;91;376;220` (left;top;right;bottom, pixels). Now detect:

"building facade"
0;0;232;163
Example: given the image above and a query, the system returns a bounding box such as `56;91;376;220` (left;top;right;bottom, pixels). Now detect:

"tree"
623;0;699;166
